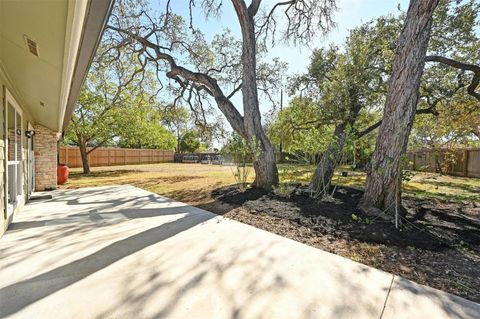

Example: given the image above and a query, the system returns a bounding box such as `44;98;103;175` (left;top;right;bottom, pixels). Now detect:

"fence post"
464;150;469;177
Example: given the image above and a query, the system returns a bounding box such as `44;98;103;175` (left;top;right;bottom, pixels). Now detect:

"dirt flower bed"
212;184;480;303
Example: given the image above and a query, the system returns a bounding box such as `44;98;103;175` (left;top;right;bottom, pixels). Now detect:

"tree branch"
107;25;247;136
248;0;262;16
356;105;439;138
425;55;480;101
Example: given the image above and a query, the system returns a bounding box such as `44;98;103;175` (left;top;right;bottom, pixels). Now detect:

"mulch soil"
210;184;480;303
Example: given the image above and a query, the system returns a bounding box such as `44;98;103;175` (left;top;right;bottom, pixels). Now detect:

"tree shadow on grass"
423;180;480;194
69;170;135;179
403;184;478;201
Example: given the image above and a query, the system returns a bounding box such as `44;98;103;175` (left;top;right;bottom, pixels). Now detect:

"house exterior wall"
34;124;58;191
1;72;36;237
1;76;8;237
0;139;5;237
0;0;113;238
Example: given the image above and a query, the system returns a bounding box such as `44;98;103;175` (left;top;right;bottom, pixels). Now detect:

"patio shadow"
0;211;213;317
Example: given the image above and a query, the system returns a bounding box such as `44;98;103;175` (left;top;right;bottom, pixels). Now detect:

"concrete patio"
0;185;478;319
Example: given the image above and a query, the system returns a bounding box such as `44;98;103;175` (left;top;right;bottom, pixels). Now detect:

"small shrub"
221;133;259;192
231;164;251;192
351;213;373;225
273;183;296;198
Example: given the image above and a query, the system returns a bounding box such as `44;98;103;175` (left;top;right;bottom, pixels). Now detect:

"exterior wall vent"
23;35;39;57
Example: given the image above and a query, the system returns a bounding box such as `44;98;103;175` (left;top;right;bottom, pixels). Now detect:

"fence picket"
408;149;479;178
59;147;174;168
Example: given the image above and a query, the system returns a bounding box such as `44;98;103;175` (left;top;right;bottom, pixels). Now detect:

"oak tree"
105;0;337;190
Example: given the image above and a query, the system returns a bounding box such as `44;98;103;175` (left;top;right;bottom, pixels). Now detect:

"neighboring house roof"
0;0;114;132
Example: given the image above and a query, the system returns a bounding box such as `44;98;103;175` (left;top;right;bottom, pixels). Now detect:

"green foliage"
273;183;296;198
411;97;480;149
221;133;251;164
268;97;334;160
63;88;115;149
64;38;180;171
411;0;479;150
178;130;202;153
351;213;373;225
270;16;401;166
399;154;417;184
429;0;479;59
221;133;254;191
271;1;479;175
160;106;191;152
116;104;176;149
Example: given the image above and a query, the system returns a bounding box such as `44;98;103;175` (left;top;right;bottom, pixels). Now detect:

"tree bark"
108;0;279;190
472;124;480;139
79;142;91;174
360;0;439;214
310;90;362;196
310;123;347;195
233;0;279;189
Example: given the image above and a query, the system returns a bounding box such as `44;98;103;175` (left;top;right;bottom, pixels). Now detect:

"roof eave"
61;0;115;132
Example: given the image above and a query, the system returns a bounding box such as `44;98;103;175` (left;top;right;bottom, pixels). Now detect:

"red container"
57;164;69;185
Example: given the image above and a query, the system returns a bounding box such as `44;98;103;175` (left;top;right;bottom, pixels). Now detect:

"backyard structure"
1;185;478;318
0;0;114;237
59;147;174;168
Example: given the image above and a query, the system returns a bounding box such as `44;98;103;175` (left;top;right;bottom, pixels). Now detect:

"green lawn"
63;163;480;203
279;164;480;201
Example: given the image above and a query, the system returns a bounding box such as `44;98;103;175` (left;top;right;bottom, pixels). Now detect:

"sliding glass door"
27;123;35;198
5;92;23;217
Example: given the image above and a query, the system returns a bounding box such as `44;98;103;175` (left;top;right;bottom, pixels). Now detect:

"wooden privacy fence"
59;147;174;168
408;148;480;178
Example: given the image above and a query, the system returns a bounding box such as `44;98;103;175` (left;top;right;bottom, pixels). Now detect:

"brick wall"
34;125;58;191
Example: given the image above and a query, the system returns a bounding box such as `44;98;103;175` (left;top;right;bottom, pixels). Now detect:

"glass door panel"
6;101;22;206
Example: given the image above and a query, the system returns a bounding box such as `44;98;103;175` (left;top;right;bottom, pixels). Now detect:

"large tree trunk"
79;143;91;174
251;133;278;189
310;91;362;196
360;0;439;214
310;123;348;196
233;0;279;190
109;0;279;190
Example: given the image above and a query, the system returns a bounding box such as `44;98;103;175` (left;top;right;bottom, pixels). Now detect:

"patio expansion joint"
379;274;395;319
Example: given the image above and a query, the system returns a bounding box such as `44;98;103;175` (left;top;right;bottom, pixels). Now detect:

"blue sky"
156;0;410;118
166;0;409;72
268;0;409;73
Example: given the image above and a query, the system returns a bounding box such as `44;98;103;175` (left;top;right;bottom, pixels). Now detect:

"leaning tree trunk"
233;0;279;190
310;93;362;197
79;143;91;174
310;123;347;196
108;0;278;190
359;0;439;214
